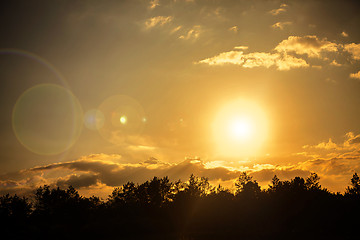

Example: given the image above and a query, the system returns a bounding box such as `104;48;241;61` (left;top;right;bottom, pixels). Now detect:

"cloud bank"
198;50;308;70
3;132;360;197
197;35;360;74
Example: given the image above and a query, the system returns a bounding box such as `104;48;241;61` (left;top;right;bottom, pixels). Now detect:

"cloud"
56;173;99;189
269;4;288;16
298;132;360;174
271;21;292;30
170;25;182;34
4;131;360;195
197;34;360;73
341;31;349;37
297;158;356;177
145;16;173;29
0;154;241;196
305;132;360;151
228;26;238;33
276;54;310;70
314;138;338;150
234;46;248;50
285;131;360;191
149;0;160;9
274;35;339;58
345;132;360;145
0;153;319;196
330;60;342;67
350;71;360;79
344;43;360;60
198;50;245;65
1;146;360;195
197;35;349;70
179;25;201;40
197;50;308;70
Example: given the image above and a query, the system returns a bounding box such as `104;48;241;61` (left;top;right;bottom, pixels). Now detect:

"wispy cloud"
179;25;201;40
234;46;248;50
145;16;173;29
269;3;288;16
170;25;182;34
271;21;292;30
228;26;238;33
149;0;160;9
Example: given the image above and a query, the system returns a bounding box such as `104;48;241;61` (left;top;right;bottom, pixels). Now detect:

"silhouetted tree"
108;181;138;206
290;176;306;191
210;184;233;199
2;172;360;239
305;173;321;190
183;174;211;198
108;176;174;208
0;194;31;219
346;172;360;196
33;185;86;221
268;175;281;193
235;172;261;198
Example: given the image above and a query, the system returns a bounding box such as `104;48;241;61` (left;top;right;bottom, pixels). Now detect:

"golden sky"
1;0;360;196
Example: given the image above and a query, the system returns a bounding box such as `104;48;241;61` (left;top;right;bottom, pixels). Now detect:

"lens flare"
84;109;105;130
12;84;83;155
120;116;127;124
0;48;69;88
97;95;146;145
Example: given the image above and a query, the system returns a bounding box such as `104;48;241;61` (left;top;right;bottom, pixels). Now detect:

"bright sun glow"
228;117;253;140
212;99;268;158
120;116;127;124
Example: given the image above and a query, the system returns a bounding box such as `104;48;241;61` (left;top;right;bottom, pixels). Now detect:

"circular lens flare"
12;84;83;155
84;109;105;130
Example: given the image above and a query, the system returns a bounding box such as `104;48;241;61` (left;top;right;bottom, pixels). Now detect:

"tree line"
1;172;360;239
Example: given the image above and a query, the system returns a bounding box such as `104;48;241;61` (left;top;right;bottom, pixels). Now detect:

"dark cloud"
56;173;99;189
0;154;284;195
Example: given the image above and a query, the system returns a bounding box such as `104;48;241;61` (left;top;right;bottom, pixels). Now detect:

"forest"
1;172;360;240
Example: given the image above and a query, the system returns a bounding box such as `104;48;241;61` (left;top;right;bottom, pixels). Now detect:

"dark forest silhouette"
1;172;360;239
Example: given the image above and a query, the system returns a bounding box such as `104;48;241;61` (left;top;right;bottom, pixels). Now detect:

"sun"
212;99;268;158
228;117;253;140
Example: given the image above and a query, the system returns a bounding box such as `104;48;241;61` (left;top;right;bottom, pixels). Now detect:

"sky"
1;0;360;197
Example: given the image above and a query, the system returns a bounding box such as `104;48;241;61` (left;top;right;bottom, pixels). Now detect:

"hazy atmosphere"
1;0;360;197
